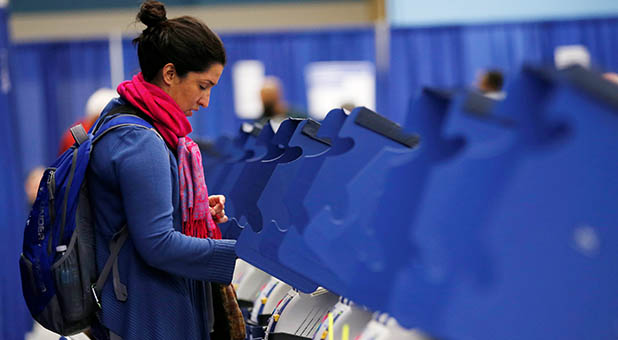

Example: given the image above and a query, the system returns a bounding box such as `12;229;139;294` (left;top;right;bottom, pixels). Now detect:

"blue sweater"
87;99;237;340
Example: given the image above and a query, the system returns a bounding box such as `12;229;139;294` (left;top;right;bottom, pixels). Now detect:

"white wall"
388;0;618;26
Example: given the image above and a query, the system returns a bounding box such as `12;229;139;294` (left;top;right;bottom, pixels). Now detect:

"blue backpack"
19;105;158;335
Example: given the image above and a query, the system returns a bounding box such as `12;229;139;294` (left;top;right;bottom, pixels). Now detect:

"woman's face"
168;63;224;117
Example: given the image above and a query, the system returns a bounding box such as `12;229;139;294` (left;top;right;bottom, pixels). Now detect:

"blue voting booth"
203;65;618;340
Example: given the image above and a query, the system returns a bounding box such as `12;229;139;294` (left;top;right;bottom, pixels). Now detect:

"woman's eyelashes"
199;81;213;91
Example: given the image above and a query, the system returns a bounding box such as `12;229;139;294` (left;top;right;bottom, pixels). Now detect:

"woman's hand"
208;195;228;224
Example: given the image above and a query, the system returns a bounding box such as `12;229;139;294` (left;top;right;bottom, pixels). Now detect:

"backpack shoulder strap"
90;104;139;134
92;105;163;144
89;105;163;304
92;225;129;304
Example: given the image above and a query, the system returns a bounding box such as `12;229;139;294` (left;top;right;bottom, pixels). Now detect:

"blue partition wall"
11;18;618;173
0;4;33;340
122;28;377;138
387;17;618;124
122;18;618;139
200;65;618;339
13;40;111;173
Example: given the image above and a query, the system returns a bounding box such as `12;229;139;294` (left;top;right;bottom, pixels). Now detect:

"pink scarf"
117;73;221;239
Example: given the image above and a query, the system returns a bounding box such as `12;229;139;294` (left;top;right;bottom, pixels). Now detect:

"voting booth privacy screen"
3;8;618;339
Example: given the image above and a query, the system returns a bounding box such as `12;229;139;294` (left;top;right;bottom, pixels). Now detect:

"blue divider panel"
207;127;256;194
230;119;303;232
202;128;251;189
389;92;525;332
202;65;617;339
249;110;350;292
389;67;618;339
233;119;322;293
232;111;349;293
386;67;557;331
303;88;465;313
280;107;419;296
218;124;274;239
280;109;350;235
257;119;331;234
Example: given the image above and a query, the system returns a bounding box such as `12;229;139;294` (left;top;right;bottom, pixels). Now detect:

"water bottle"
56;245;67;256
55;245;69;284
55;244;82;320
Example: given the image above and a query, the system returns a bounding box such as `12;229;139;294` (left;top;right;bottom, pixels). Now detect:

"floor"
25;322;90;340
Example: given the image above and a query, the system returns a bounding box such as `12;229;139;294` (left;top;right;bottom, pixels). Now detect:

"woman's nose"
198;95;210;108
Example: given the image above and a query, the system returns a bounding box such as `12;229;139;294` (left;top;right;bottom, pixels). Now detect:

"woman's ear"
161;63;177;86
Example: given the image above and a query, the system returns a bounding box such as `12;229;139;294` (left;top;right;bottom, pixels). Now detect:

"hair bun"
137;1;167;28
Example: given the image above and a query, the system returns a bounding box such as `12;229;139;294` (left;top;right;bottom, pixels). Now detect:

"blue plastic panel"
233;119;322;292
218;124;275;239
280;107;419;296
304;89;466;312
390;68;618;339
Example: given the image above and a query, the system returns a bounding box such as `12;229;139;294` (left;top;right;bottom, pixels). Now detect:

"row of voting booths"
200;65;617;340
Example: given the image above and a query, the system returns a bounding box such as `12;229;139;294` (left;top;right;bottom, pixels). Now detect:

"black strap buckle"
70;124;89;145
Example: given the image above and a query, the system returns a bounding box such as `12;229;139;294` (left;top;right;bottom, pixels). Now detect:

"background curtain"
0;4;33;340
123;27;377;139
387;17;618;124
9;16;618;204
12;40;111;174
14;19;615;157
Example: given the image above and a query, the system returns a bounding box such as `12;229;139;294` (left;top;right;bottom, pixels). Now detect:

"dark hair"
484;70;504;91
133;1;226;82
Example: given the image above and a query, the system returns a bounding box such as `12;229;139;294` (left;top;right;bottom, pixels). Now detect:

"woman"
87;1;237;339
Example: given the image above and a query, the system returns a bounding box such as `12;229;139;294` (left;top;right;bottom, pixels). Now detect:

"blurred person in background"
85;1;242;339
341;102;356;113
24;166;45;206
603;72;618;85
476;69;506;100
256;76;305;131
58;88;117;154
